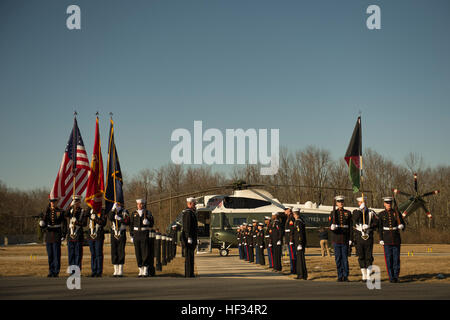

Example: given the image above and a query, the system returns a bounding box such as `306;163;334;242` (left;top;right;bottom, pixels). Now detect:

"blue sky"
0;0;449;190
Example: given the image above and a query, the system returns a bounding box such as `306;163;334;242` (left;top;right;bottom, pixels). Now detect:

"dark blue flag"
104;118;124;213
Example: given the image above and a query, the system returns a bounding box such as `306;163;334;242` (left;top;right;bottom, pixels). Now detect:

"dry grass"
0;244;185;277
280;245;450;283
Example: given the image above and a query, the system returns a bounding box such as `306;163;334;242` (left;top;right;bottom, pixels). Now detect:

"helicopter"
393;173;440;219
165;181;385;256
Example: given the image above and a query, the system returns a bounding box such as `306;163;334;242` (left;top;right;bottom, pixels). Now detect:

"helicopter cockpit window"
223;197;271;209
222;214;232;229
233;218;247;226
211;213;221;228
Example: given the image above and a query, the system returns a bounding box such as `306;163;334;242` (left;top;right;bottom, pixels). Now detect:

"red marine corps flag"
50;114;90;209
84;115;105;213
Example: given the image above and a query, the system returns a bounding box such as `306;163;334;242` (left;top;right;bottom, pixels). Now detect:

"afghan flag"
104;118;124;213
85;116;105;214
344;116;362;193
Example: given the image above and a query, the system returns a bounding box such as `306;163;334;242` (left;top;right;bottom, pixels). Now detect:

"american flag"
50;118;90;210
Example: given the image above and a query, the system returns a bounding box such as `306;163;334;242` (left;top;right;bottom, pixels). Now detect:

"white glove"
260;246;263;248
289;242;294;245
114;214;122;221
188;238;192;244
379;240;384;246
143;218;149;225
61;237;65;241
359;203;366;210
90;214;96;220
398;224;404;230
69;223;74;229
362;224;369;230
112;202;118;211
276;240;281;245
70;200;76;207
349;240;352;245
330;224;336;231
268;244;272;247
297;245;302;251
39;220;46;227
130;237;134;243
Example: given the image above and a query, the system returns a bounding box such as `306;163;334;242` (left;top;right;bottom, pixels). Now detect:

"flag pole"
72;111;78;202
110;112;119;233
359;114;366;226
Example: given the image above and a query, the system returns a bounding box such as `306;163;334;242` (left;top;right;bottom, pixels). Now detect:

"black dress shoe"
343;277;349;282
96;274;102;278
47;273;53;278
337;277;343;282
89;273;97;278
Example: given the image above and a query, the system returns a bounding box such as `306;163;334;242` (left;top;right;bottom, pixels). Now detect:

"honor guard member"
148;228;156;276
67;195;87;272
130;199;154;277
161;234;167;266
109;202;129;277
352;196;378;281
330;195;353;282
251;220;258;263
237;225;244;260
87;207;107;277
284;206;296;274
181;197;198;277
155;229;162;271
378;196;405;283
292;208;308;280
170;224;179;259
270;212;283;272
242;223;248;261
256;223;266;265
39;197;67;277
246;224;254;263
264;217;273;268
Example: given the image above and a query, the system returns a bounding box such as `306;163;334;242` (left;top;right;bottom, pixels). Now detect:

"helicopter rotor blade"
419;203;432;219
249;188;286;210
401;199;418;218
392;188;412;198
414;173;418;193
422;190;440;198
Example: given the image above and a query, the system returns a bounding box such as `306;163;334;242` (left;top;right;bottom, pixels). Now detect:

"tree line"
1;146;449;242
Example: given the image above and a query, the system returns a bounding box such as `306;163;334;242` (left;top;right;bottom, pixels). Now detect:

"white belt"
156;235;161;240
133;227;150;231
383;227;398;231
48;224;61;228
339;225;349;228
119;225;127;231
265;235;270;238
285;229;290;232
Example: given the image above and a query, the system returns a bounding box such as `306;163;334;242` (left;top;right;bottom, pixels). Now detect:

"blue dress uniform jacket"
330;209;353;244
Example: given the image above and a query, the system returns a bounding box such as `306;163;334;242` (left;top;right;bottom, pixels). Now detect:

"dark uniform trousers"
285;217;296;274
267;246;273;268
334;244;349;279
384;245;401;280
89;238;104;275
111;233;127;265
296;249;307;279
184;244;195;277
134;232;150;268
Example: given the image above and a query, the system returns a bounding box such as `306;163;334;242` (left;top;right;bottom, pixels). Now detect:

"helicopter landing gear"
219;242;231;256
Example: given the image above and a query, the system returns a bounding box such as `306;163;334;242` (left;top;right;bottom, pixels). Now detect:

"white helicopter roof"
196;188;384;215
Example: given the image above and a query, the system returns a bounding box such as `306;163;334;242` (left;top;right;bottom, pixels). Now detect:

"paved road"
1;253;449;300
